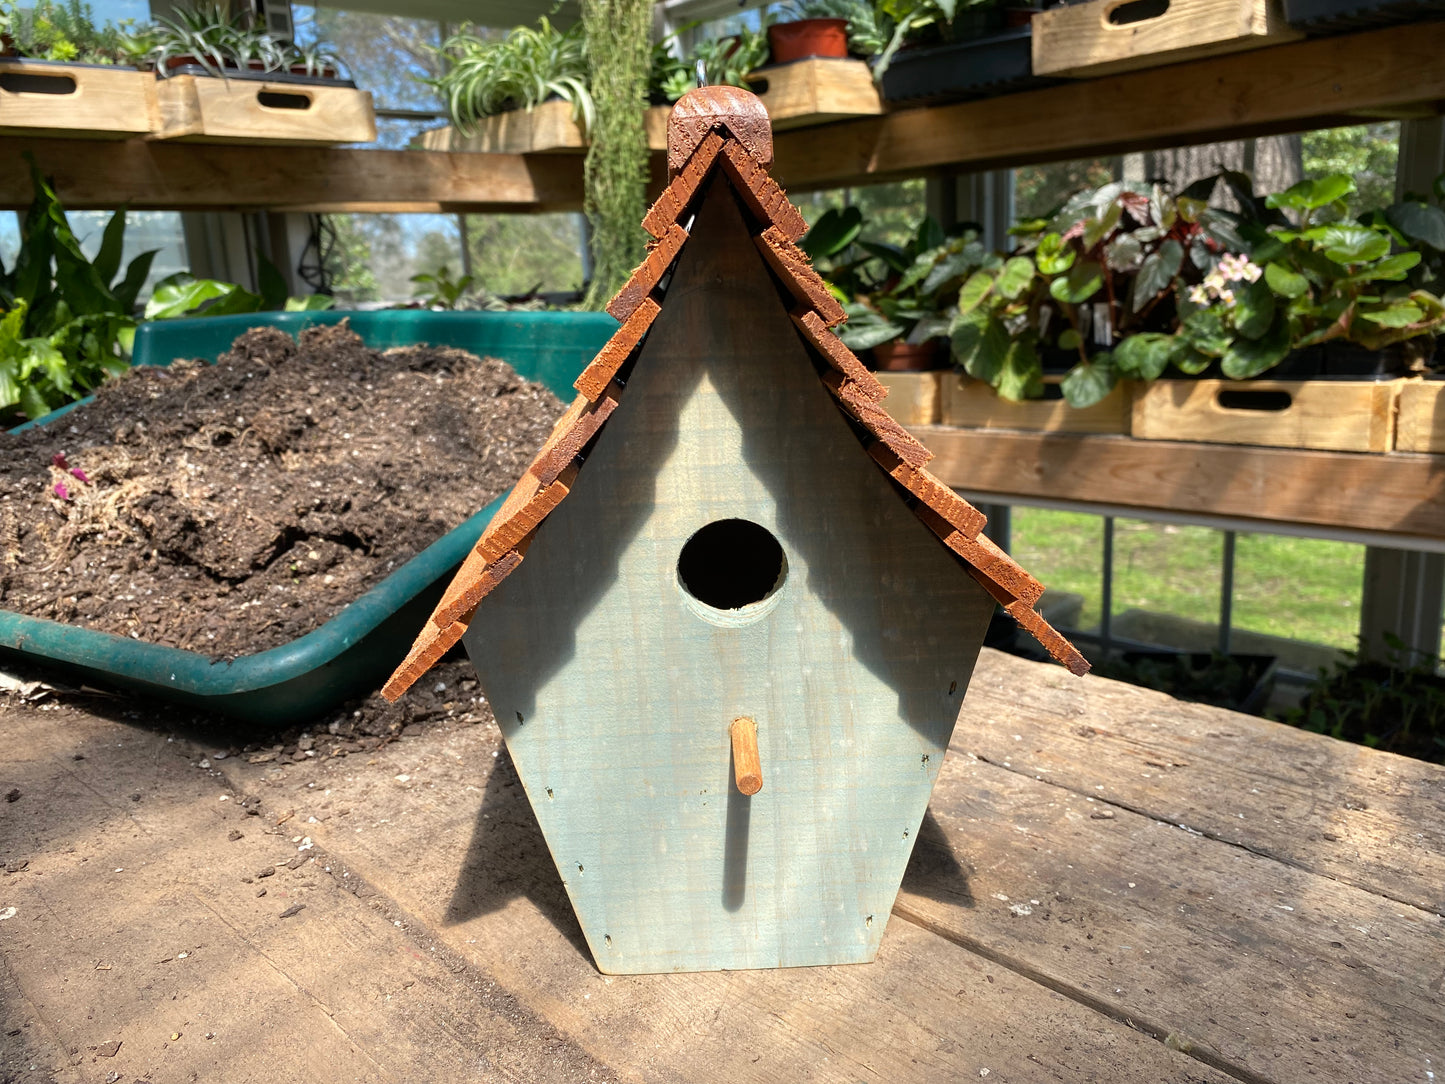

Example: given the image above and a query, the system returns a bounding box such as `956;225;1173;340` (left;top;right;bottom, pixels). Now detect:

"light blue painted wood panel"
464;181;993;973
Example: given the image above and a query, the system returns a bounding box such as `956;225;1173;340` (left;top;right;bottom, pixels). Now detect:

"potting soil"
0;322;564;659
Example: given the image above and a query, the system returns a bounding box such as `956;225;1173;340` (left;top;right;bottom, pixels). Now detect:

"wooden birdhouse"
384;87;1088;975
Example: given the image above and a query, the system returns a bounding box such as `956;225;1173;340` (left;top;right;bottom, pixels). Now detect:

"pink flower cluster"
1187;253;1263;307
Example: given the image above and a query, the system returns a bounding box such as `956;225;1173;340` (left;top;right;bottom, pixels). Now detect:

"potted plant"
768;0;879;62
648;24;771;104
873;0;1051;103
804;207;982;370
0;0;136;65
426;18;594;137
0;155;156;426
1283;635;1445;765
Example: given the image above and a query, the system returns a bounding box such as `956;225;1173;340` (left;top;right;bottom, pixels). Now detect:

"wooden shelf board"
0;24;1440;211
0;138;586;212
911;425;1445;541
770;20;1445;190
0;24;1439;211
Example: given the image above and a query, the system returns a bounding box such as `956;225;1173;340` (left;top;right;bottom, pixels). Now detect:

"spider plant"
425;18;595;137
148;1;243;77
288;41;343;78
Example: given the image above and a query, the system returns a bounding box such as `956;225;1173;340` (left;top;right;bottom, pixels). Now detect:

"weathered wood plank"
770;22;1445;189
0;703;610;1083
220;714;1238;1084
959;649;1445;916
1031;0;1300;79
898;733;1445;1084
911;426;1445;541
0;138;586;212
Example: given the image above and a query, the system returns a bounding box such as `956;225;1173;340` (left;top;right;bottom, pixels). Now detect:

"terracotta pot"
871;339;947;371
767;18;849;63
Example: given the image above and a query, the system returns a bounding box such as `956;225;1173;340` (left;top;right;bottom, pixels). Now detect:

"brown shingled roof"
382;87;1088;701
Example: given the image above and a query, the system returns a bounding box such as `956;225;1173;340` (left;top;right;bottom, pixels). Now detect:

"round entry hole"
677;519;786;611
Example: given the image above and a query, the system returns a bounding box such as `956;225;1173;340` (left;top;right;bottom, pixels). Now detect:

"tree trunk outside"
1145;135;1303;205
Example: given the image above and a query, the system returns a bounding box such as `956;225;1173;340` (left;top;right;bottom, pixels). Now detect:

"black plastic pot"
879;26;1054;105
160;63;356;89
1280;0;1445;33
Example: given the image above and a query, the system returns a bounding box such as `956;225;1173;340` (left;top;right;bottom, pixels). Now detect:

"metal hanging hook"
695;58;707;87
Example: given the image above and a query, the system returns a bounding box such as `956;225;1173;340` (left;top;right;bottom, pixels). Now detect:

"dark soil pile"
0;322;564;658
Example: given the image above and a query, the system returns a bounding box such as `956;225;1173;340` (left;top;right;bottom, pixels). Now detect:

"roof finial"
666;85;772;178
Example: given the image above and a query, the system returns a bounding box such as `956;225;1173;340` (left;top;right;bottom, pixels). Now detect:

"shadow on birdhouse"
385;85;1086;974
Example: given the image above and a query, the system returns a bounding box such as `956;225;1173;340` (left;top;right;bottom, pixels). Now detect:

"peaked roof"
382;86;1088;702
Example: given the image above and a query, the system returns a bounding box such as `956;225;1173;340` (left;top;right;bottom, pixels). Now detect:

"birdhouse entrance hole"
677;519;787;617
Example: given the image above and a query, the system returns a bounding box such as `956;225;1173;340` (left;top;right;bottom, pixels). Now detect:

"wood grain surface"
1131;378;1400;453
769;22;1445;189
1031;0;1300;79
153;75;376;145
913;426;1445;539
0;61;157;138
8;645;1438;1084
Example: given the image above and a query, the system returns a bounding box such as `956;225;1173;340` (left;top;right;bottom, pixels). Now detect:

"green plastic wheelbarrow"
0;310;615;725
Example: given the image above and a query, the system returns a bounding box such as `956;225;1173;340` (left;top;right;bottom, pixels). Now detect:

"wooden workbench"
0;648;1440;1082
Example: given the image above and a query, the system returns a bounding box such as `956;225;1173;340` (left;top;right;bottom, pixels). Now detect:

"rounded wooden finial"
667;85;772;177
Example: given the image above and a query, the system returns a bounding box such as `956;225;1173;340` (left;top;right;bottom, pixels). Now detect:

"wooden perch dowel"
730;717;763;796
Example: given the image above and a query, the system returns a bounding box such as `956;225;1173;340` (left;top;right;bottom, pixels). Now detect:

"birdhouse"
384;87;1087;975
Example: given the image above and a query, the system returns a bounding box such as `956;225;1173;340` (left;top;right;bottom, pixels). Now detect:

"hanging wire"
296;213;336;295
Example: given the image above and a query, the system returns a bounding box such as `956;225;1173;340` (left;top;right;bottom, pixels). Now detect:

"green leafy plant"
3;0;136;64
143;267;333;320
408;265;474;310
426;19;593;136
871;0;997;83
0;156;155;424
805;208;985;356
135;3;347;79
1283;634;1445;765
947;172;1445;408
648;24;771;104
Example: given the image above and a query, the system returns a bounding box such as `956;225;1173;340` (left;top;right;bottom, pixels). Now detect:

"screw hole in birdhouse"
949;680;958;695
546;788;554;800
516;711;524;724
865;915;874;928
604;935;612;947
676;518;786;621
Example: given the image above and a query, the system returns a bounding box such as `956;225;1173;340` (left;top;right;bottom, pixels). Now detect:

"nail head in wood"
730;716;763;796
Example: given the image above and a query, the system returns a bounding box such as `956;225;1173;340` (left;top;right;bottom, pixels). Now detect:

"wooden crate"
940;373;1134;434
1393;379;1445;453
1032;0;1301;78
878;371;944;426
0;61;157;138
645;58;882;150
153;74;376;145
414;99;586;154
1131;378;1400;453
